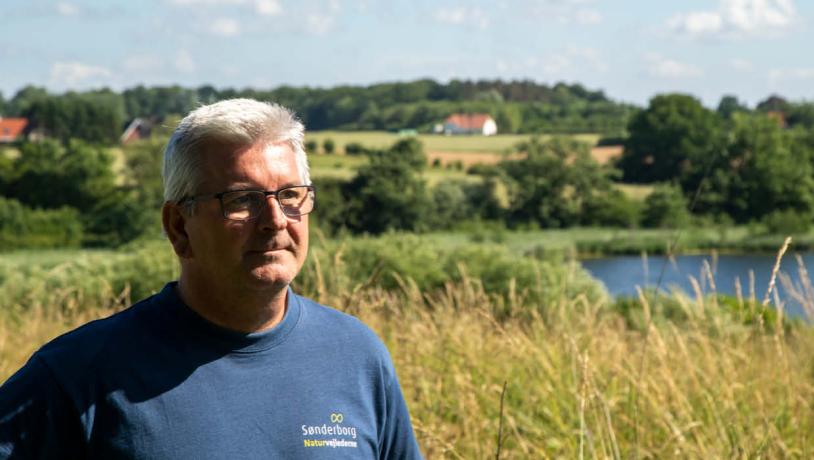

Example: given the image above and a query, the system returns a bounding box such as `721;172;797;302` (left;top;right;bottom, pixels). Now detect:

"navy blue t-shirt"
0;283;422;459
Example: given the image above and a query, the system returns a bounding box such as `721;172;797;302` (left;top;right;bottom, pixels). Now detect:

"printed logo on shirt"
301;412;359;449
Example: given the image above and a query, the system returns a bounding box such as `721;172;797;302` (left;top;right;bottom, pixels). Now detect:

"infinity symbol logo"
330;413;344;423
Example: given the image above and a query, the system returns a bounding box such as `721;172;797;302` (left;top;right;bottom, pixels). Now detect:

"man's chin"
244;264;295;290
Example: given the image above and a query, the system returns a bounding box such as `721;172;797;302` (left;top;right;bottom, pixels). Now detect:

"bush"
309;177;352;236
344;142;365;155
583;189;642;228
642;183;690;228
322;138;335;154
297;233;607;318
761;209;812;235
305;140;318;154
0;197;83;250
595;135;626;146
83;190;158;247
426;181;473;230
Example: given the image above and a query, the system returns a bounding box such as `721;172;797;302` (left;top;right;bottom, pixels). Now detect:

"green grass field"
308;151;476;185
305;131;601;154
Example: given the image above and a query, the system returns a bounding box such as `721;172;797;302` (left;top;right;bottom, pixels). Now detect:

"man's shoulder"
34;291;161;375
292;293;390;356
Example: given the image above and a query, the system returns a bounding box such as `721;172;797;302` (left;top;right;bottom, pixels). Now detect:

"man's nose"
257;195;288;230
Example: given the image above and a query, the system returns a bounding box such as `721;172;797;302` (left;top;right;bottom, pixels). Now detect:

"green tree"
121;138;166;210
7;140;116;212
717;95;748;120
620;94;722;184
344;141;430;234
426;181;473;229
498;137;614;228
704;114;814;222
756;94;789;113
495;105;521;133
24;93;124;144
8;85;48;116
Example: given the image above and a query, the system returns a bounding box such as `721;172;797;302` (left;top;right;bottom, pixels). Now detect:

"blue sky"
1;0;812;107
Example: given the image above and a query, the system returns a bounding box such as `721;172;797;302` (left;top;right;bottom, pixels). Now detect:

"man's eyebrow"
223;183;259;192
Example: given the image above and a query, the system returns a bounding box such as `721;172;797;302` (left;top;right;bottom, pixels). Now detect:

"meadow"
2;233;813;458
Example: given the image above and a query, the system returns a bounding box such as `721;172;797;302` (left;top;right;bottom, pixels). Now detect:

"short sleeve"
378;359;423;460
0;355;85;459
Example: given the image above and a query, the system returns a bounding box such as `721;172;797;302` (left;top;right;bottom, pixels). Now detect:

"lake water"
581;252;814;319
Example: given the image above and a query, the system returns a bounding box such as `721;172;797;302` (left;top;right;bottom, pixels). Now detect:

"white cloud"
123;54;162;72
211;17;240;36
170;0;245;5
668;11;723;35
50;61;112;86
575;8;602;25
56;2;79;16
667;0;797;39
730;58;754;72
645;54;703;78
175;49;196;73
169;0;284;15
768;67;814;82
495;46;607;77
541;54;570;75
526;0;603;26
255;0;282;16
566;46;608;72
434;7;490;29
306;13;335;35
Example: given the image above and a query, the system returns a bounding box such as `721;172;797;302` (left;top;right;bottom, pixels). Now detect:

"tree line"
0;80;637;142
3;82;814;249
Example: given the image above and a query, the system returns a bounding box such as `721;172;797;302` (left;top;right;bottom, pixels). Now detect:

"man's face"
181;140;309;293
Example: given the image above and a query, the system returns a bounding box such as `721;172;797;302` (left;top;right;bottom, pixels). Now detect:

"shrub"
297;233;607;318
322;138;335;154
642;183;690;228
83;190;158;247
761;209;812;235
305;140;318;154
344;142;365;155
0;197;83;250
583;189;642;228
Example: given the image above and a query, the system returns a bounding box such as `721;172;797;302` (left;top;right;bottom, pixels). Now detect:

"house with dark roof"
0;118;29;143
120;118;156;144
440;113;498;136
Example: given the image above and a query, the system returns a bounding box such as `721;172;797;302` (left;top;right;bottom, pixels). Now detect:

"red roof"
444;113;492;130
0;118;28;142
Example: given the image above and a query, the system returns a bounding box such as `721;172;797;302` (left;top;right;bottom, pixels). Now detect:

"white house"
441;113;498;136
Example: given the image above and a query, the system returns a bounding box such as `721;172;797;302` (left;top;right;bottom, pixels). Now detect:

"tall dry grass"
2;240;814;458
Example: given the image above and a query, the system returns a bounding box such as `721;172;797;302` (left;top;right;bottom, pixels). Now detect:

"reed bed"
2;239;814;458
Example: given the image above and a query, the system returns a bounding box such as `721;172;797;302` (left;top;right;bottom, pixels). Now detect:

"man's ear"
162;202;193;259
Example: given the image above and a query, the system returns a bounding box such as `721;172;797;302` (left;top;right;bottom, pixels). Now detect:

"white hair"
162;98;310;204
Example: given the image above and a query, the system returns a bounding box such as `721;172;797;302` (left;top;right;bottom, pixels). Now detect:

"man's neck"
175;274;288;333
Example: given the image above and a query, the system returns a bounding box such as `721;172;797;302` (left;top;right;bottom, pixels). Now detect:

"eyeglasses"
179;185;316;221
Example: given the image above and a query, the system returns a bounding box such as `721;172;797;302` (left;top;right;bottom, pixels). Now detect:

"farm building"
440;113;498;136
120;118;154;144
0;118;29;143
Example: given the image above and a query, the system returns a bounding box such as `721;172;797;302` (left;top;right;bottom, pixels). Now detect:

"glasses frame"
179;184;316;221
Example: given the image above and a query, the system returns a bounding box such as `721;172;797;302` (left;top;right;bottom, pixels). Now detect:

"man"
0;99;422;459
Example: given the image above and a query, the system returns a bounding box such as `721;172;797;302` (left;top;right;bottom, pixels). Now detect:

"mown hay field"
2;235;813;458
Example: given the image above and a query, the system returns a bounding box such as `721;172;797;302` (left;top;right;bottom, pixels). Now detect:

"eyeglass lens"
220;187;314;220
